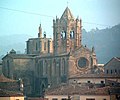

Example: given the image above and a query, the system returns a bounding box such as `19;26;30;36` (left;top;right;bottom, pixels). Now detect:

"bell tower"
53;7;82;54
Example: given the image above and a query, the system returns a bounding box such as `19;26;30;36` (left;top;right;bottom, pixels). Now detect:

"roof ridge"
114;57;120;62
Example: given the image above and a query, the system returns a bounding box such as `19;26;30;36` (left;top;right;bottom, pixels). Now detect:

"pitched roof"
2;54;37;59
28;97;48;100
104;57;120;68
69;73;120;79
9;54;36;59
45;83;110;95
0;74;16;82
60;7;74;20
0;75;20;92
9;49;16;54
0;89;23;97
36;52;69;58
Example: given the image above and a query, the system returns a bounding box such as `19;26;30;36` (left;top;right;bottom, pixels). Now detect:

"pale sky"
0;0;120;37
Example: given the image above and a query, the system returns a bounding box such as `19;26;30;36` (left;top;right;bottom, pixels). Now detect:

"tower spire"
38;23;42;38
67;1;69;7
60;6;74;20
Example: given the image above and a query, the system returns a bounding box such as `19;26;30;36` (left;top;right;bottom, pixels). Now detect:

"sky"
0;0;120;38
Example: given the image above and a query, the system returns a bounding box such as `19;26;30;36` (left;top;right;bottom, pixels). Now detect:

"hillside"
0;34;30;58
82;24;120;63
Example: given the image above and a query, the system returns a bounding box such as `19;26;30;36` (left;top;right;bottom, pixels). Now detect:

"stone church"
2;7;97;97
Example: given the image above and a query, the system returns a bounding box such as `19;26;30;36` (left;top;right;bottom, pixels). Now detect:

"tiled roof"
0;75;20;92
2;54;37;59
28;97;48;100
45;83;110;95
0;89;23;97
0;74;16;82
69;73;120;79
36;52;69;58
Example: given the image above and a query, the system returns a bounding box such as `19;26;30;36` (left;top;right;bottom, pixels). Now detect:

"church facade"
2;7;97;96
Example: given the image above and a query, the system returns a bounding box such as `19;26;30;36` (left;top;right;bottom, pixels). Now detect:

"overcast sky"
0;0;120;37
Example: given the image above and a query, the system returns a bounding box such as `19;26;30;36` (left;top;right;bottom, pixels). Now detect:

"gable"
72;46;92;58
2;54;13;60
104;57;120;69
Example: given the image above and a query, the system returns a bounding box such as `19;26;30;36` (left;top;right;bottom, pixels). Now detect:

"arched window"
44;60;47;75
61;30;66;39
111;70;113;74
50;60;53;77
56;59;61;77
48;40;50;53
62;58;66;75
44;42;46;50
61;34;63;39
106;69;109;74
39;60;43;76
37;64;40;76
48;60;52;77
7;60;10;77
115;69;117;74
70;30;74;39
36;42;38;51
39;41;41;51
53;59;56;75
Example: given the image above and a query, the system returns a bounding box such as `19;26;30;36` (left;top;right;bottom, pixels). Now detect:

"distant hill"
82;24;120;64
0;34;31;58
0;24;120;63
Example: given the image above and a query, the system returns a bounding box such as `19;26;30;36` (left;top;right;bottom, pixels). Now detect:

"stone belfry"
53;7;82;54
